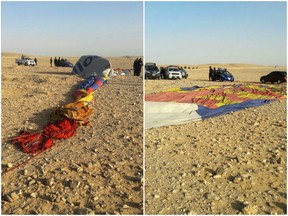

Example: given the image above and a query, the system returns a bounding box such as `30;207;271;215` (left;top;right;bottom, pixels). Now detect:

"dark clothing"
213;68;217;81
135;58;143;76
133;58;138;76
161;68;165;79
34;58;37;66
209;67;213;81
50;58;52;67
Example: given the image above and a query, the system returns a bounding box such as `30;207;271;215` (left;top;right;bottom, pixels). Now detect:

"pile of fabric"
13;56;112;154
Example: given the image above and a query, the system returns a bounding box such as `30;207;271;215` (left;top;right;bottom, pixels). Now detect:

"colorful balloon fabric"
145;84;286;129
72;55;112;78
13;56;110;154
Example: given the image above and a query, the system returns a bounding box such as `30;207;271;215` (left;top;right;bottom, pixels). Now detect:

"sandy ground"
1;52;143;214
145;64;287;214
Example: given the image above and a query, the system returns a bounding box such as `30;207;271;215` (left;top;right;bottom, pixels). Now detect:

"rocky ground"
145;65;287;214
1;53;143;214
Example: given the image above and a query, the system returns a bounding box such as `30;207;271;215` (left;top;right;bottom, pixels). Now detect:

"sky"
1;1;143;57
145;1;287;66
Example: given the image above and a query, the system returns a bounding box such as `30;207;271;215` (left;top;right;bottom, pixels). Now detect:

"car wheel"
277;80;281;84
260;78;265;83
219;78;224;82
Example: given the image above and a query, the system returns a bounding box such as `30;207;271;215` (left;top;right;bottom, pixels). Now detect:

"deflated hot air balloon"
13;55;114;154
145;84;286;129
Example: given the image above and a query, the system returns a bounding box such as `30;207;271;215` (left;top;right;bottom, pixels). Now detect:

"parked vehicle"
165;66;182;79
215;68;234;82
260;71;287;84
59;59;73;67
180;68;188;79
15;55;36;66
145;62;160;79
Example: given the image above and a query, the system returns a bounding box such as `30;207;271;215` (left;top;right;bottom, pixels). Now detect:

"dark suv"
260;71;287;84
145;63;160;79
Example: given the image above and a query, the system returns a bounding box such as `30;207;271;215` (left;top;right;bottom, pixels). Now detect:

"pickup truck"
165;66;182;79
15;56;36;66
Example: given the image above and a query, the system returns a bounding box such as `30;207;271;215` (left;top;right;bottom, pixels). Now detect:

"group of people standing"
133;58;143;76
50;57;66;67
209;66;217;81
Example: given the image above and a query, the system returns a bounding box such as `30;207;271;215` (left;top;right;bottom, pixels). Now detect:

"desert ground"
145;64;287;214
1;52;143;214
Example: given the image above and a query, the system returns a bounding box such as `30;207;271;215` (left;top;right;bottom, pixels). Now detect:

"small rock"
86;162;93;168
30;209;39;214
154;194;160;199
10;192;20;200
233;174;243;183
267;202;275;207
241;204;258;214
69;180;81;189
4;192;19;202
253;122;260;126
215;166;225;175
4;194;14;203
28;180;36;186
77;167;83;172
23;170;28;175
181;172;187;177
45;193;58;202
44;178;54;187
213;174;222;179
30;192;37;198
241;173;251;179
270;182;279;189
126;176;142;182
205;192;219;200
123;204;130;209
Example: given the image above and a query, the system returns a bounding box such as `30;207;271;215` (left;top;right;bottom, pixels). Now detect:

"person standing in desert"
133;58;138;76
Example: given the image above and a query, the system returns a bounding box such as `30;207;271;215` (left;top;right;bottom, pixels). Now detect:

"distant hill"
2;52;24;58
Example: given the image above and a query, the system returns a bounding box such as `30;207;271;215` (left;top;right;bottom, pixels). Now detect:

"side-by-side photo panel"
1;1;143;214
145;1;286;214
